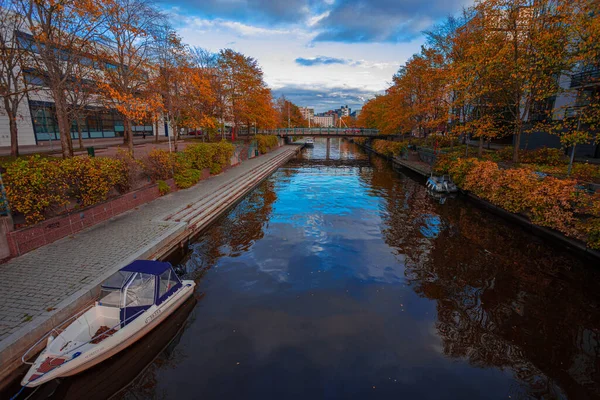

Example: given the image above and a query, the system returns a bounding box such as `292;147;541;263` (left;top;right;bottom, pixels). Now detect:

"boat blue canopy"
120;260;173;276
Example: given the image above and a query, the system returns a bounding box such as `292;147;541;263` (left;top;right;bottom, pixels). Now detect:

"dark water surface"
5;139;599;399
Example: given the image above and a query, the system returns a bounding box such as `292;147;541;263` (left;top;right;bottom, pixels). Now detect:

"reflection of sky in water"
119;140;595;400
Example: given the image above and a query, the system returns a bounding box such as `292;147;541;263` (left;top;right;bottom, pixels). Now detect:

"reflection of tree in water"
360;156;440;268
368;155;600;399
185;178;279;275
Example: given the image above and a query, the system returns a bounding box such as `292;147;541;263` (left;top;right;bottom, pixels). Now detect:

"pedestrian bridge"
265;128;379;137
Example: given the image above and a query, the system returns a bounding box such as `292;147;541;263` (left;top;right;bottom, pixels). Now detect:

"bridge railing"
263;128;379;136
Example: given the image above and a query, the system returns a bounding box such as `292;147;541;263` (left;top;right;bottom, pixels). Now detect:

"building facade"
312;115;335;127
299;106;314;122
0;29;167;148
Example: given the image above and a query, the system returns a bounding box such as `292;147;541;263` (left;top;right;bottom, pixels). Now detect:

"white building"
312;115;335;127
0;28;167;148
299;106;314;122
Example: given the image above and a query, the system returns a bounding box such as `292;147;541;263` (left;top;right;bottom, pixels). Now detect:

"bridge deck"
265;128;379;137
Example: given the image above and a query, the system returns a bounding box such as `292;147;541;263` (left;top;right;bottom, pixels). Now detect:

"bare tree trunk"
173;122;178;152
55;97;73;158
76;117;84;150
5;98;18;157
154;117;159;144
124;118;134;156
512;123;521;163
478;137;484;157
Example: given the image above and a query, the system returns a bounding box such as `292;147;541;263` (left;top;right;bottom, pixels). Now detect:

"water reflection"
13;138;595;400
362;149;600;399
120;138;597;400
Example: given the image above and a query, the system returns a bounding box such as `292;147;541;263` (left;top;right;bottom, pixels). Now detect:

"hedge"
434;156;600;248
256;135;279;154
4;141;237;225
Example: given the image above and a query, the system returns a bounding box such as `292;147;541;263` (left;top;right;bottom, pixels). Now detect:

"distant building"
299;107;314;122
336;105;350;117
351;110;361;118
312;115;335;127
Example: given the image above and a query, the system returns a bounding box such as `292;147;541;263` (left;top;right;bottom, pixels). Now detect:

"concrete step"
179;151;294;225
166;149;296;223
186;150;295;230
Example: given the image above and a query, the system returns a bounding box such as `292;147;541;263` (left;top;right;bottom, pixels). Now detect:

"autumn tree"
152;27;191;151
276;96;307;128
98;0;162;155
546;0;600;171
470;0;572;162
17;0;106;158
217;49;276;138
0;0;29;157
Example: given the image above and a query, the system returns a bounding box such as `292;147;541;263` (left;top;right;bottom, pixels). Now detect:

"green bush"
143;149;176;180
157;180;171;196
571;163;600;182
256;135;279;154
372;139;408;158
211;141;235;174
4;156;68;224
174;168;202;189
184;143;215;170
495;146;568;165
4;155;128;224
61;157;128;207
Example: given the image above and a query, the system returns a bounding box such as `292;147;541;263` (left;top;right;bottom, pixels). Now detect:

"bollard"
86;147;95;157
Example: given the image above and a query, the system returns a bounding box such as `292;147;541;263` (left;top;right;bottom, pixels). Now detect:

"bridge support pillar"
326;137;331;159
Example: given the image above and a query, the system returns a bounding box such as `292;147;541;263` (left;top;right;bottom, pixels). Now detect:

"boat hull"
22;281;195;387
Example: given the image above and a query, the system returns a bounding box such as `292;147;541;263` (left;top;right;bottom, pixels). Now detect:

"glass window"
31;105;58;141
125;273;155;307
158;269;180;299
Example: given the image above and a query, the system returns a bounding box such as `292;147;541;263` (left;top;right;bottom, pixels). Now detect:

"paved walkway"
0;145;299;380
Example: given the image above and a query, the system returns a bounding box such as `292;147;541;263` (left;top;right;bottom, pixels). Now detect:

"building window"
29;101;153;141
30;102;58;141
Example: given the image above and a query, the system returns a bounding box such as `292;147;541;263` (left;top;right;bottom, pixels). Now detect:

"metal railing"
264;128;380;137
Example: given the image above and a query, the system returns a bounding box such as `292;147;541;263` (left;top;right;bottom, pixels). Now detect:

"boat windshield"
98;270;135;308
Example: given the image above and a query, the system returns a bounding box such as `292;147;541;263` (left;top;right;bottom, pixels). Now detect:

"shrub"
115;148;144;192
184;143;215;171
143;149;176;181
571;163;600;182
441;156;592;244
157;180;171;196
495;146;568;165
4;156;68;224
353;137;368;145
211;141;235;175
372;139;407;158
61;157;128;207
174;168;202;189
256;135;279;154
520;147;568;166
496;146;514;161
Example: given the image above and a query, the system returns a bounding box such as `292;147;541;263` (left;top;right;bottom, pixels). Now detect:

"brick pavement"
0;145;299;369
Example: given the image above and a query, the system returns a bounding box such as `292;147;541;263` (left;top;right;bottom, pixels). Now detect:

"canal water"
8;138;600;399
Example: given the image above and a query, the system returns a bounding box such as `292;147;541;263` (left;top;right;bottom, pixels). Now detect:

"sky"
162;0;472;113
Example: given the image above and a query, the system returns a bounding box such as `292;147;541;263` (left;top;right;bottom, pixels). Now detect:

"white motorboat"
426;175;458;193
305;137;314;147
20;260;195;388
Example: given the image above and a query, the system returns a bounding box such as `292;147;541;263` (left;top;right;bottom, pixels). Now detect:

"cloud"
162;0;315;25
164;0;472;43
271;84;381;112
295;56;359;67
313;0;468;43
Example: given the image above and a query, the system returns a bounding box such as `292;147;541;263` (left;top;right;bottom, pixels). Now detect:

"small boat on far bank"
305;137;314;147
20;261;195;389
426;175;458;194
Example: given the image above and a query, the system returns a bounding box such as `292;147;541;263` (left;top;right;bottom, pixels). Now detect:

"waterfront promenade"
0;145;300;384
